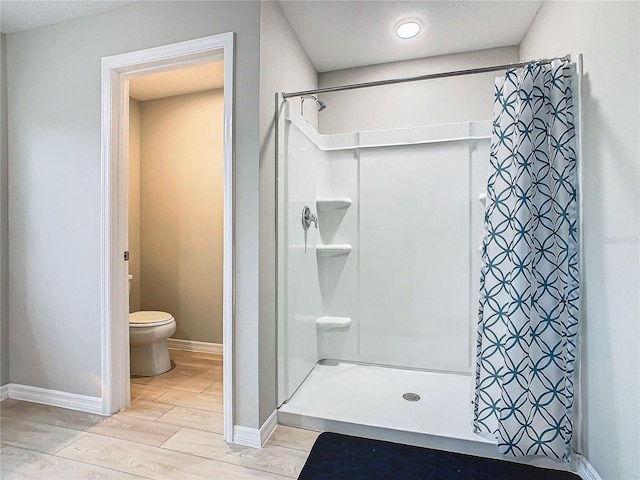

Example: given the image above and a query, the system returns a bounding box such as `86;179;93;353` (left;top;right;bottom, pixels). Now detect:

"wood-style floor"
0;348;318;479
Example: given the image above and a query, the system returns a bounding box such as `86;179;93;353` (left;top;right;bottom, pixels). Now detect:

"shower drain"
402;392;421;402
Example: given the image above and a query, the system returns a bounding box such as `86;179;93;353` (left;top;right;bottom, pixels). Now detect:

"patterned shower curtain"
473;60;579;462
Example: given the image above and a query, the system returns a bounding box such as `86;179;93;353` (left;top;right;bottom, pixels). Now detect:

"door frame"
100;32;235;442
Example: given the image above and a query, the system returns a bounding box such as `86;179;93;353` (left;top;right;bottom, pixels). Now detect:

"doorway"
100;33;234;442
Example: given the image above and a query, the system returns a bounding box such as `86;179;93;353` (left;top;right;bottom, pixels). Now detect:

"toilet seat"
130;311;174;328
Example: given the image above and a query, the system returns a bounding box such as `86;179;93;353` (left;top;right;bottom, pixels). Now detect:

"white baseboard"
167;338;222;355
260;410;278;446
0;384;9;401
7;383;103;415
233;410;279;449
233;425;262;449
575;454;602;480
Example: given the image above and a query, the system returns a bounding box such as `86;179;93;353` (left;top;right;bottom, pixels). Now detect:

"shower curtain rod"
281;55;571;99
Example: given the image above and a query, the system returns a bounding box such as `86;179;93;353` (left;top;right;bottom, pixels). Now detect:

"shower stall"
274;54;580;468
276;98;495;452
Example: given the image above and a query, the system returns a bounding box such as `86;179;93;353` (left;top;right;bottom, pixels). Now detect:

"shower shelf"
316;316;351;328
316;197;352;209
316;244;352;257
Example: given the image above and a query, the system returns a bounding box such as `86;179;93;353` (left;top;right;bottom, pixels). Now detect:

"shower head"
301;95;327;115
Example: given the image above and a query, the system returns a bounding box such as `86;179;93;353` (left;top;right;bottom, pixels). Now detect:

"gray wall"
0;33;8;387
139;90;224;345
6;1;262;429
128;98;141;313
258;1;318;424
520;2;639;479
318;46;518;134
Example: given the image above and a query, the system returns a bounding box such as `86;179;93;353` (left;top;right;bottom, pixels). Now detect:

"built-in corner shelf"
316;316;352;328
316;197;352;210
478;193;487;205
316;244;352;257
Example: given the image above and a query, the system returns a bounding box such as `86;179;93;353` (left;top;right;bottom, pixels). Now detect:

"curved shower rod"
281;54;571;99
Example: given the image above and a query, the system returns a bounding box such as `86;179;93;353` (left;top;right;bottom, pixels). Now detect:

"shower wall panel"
280;120;323;401
315;149;359;363
359;142;473;373
469;140;491;349
278;110;492;404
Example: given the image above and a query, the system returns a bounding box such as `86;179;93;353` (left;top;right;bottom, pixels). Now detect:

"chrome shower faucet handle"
301;205;318;231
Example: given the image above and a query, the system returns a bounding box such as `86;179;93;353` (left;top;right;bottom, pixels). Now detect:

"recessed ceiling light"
396;21;420;40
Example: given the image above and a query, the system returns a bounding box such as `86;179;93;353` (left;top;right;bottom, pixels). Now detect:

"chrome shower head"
301;95;327;115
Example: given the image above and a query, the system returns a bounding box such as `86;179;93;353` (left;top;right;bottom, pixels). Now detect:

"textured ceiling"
0;0;138;34
278;0;543;72
1;1;542;73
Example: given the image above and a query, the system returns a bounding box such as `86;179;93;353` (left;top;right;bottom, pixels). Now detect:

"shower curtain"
473;60;578;461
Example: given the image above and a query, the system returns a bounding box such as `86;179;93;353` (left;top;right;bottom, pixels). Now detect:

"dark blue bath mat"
298;432;581;480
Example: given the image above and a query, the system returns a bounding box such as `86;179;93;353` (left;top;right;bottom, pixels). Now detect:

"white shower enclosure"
276;102;492;445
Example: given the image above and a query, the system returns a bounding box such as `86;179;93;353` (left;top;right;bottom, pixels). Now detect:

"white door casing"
100;32;235;442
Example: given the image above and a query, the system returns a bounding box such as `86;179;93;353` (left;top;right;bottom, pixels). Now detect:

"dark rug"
298;432;581;480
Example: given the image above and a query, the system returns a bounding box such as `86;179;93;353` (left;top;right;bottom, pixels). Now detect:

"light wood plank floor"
1;348;319;479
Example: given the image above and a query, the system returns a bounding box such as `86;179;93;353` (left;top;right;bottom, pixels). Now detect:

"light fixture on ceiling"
395;20;421;40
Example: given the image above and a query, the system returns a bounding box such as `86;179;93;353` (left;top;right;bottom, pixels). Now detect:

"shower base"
278;360;578;471
278;360;498;458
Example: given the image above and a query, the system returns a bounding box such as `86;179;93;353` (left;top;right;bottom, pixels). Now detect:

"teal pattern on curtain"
473;59;579;462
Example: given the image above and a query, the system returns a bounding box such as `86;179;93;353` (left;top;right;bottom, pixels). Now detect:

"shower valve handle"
302;206;318;231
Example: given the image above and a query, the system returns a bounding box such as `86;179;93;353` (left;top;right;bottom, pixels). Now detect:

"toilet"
129;275;176;376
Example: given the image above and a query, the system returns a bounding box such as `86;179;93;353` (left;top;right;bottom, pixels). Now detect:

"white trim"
233;410;279;449
260;410;279;446
285;103;491;151
575;454;603;480
6;384;103;414
220;33;236;445
233;425;262;449
167;339;223;355
100;33;235;444
0;384;8;401
573;53;585;457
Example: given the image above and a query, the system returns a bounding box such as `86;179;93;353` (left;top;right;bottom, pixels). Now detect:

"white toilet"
129;275;176;376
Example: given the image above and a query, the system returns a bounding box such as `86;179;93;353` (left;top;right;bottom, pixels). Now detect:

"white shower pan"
278;361;497;457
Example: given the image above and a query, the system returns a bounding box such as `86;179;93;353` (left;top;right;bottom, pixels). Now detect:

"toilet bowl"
128;275;176;376
129;311;176;376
